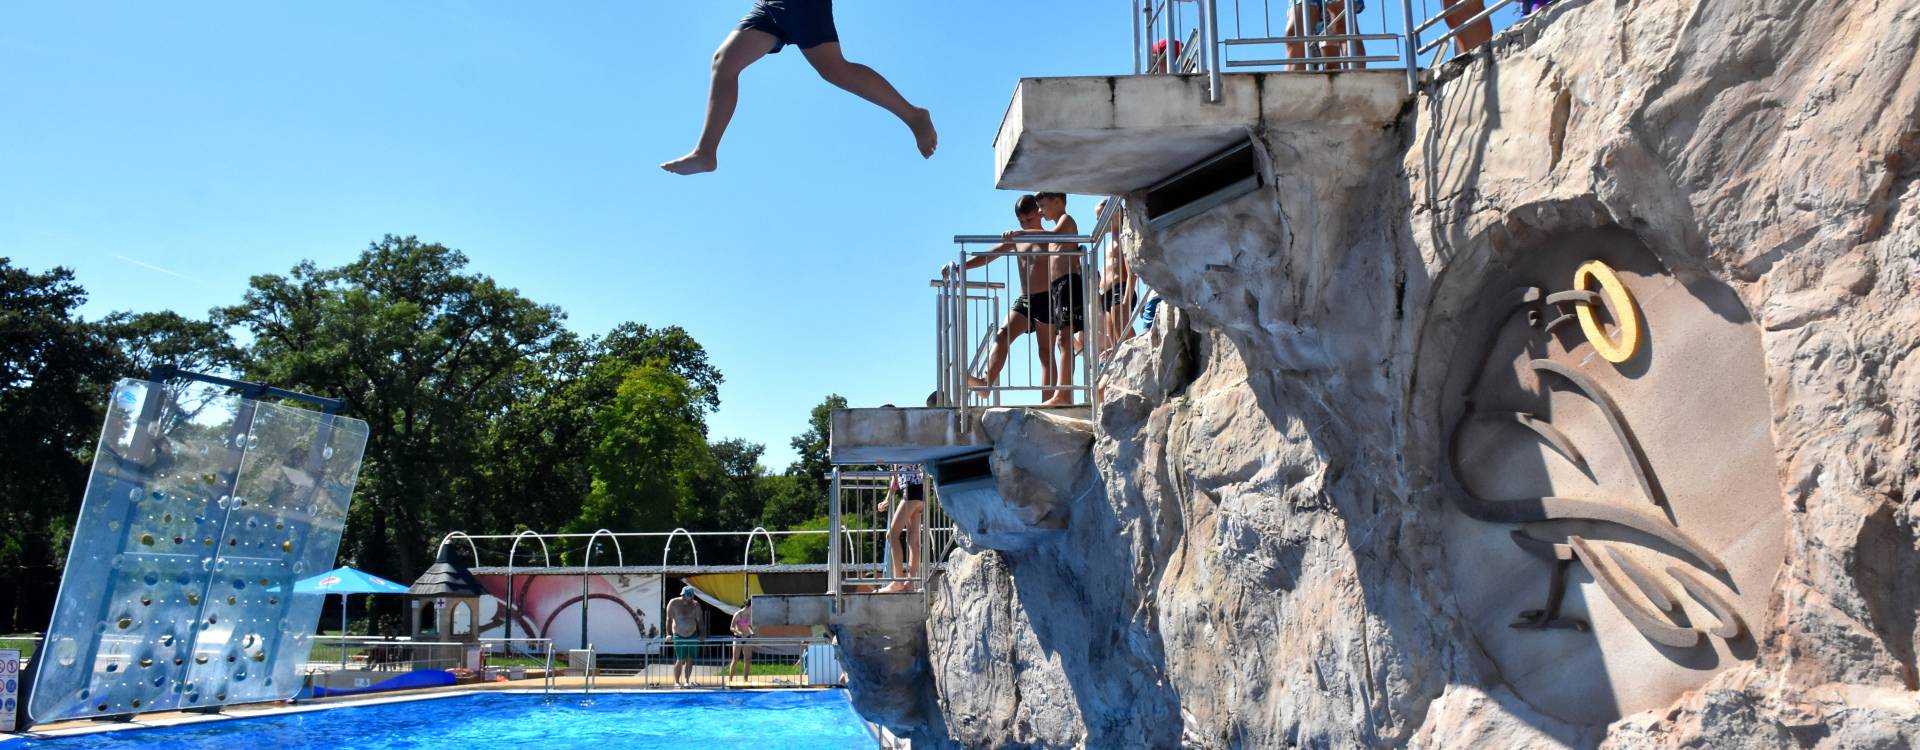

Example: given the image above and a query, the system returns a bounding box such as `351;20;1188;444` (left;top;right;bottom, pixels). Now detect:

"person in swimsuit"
1010;192;1085;407
876;463;926;593
662;0;938;175
1095;200;1138;357
725;603;755;685
1285;0;1367;70
665;586;705;687
958;195;1060;400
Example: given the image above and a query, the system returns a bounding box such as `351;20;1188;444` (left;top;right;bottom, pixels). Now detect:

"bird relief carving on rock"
1435;233;1786;724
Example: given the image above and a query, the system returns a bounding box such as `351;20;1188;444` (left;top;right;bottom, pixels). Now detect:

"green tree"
0;259;120;632
565;363;712;537
787;394;846;489
220;236;568;589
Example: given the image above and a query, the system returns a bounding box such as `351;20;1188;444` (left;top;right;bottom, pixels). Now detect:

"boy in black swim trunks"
1018;192;1085;406
662;0;939;175
957;195;1059;399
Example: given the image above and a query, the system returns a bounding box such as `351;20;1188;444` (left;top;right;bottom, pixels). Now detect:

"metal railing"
827;468;955;598
934;198;1128;415
303;636;469;674
480;637;557;693
577;636;839;690
1134;0;1528;97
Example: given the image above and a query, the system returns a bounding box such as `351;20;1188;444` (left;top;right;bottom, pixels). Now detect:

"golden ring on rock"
1572;260;1641;364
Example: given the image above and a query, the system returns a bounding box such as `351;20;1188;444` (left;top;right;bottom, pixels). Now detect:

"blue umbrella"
290;567;410;667
295;567;410;595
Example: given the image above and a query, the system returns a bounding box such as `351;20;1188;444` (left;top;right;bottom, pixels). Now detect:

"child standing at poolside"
662;0;938;175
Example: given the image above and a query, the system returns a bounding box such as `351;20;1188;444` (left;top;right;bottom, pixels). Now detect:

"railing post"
828;467;843;594
1164;0;1177;74
1401;0;1420;91
1203;0;1222;101
1133;0;1145;75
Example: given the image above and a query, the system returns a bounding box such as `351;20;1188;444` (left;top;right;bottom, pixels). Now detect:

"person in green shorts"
666;586;705;687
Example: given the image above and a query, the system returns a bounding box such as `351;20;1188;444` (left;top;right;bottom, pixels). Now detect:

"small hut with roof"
407;546;487;653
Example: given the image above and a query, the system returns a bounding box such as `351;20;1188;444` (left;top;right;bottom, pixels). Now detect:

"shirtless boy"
662;0;938;175
1011;192;1085;407
1095;200;1137;356
959;195;1060;399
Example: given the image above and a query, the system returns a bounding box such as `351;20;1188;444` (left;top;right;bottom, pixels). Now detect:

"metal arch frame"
739;527;778;613
742;527;777;569
661;528;700;569
435;531;482;567
503;531;553;648
578;529;625;652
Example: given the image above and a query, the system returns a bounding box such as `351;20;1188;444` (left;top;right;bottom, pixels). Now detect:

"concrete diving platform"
829;405;1087;465
993;70;1410;195
752;593;929;628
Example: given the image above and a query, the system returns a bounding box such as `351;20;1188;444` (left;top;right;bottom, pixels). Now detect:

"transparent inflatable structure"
29;378;368;723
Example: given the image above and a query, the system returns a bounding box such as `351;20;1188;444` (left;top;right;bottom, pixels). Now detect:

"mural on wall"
473;573;663;654
1436;230;1787;725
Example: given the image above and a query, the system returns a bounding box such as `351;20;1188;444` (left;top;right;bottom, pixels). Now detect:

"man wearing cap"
666;586;706;688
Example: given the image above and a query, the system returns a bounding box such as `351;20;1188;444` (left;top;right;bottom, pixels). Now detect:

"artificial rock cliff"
854;0;1920;746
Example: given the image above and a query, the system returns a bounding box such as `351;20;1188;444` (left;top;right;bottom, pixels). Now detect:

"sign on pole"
2;648;20;732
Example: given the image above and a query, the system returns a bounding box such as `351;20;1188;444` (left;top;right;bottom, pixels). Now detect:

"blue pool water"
7;691;878;749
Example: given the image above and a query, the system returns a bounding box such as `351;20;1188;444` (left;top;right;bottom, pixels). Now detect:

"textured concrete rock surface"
852;0;1920;746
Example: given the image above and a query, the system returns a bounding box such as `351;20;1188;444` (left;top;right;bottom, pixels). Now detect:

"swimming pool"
6;690;879;749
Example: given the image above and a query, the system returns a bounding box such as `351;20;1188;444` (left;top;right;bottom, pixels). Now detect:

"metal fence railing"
934;198;1127;415
578;636;840;690
303;636;470;674
1134;0;1530;97
827;468;955;599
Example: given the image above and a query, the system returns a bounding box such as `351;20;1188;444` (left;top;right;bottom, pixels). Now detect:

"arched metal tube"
661;527;699;569
740;527;778;611
436;531;482;566
504;531;553;648
581;529;623;651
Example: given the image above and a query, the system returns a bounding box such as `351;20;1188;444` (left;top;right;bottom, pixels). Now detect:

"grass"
1;636;40;660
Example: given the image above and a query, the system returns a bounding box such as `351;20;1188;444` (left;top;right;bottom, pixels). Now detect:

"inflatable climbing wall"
28;378;368;724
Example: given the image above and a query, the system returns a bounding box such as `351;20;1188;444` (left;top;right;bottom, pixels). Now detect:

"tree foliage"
0;244;850;632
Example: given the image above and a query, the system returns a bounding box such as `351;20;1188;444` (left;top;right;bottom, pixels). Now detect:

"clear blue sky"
1;2;1514;469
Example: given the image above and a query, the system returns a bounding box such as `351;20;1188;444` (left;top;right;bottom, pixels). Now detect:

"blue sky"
1;1;1516;469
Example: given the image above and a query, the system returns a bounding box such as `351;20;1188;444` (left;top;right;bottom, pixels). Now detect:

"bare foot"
966;374;990;391
906;108;937;158
661;151;717;175
879;582;910;593
1042;394;1075;407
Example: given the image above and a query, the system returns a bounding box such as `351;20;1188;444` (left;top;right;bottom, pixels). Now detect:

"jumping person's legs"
663;29;780;175
800;42;938;158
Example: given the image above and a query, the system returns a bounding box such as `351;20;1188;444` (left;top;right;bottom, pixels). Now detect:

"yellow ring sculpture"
1573;260;1641;363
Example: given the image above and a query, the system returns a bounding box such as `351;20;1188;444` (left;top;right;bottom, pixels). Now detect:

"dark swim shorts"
1016;290;1056;326
738;0;839;54
1051;273;1087;334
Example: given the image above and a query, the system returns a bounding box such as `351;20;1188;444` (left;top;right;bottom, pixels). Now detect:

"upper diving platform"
993;71;1410;195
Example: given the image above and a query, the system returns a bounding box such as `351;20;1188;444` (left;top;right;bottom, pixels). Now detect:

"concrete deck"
753;593;929;628
830;406;1089;465
993;71;1410;194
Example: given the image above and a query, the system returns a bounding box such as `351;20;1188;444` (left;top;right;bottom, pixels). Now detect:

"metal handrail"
1139;0;1426;95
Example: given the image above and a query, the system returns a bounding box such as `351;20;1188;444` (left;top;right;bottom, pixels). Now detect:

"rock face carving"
1438;230;1785;724
837;0;1920;745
